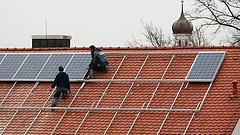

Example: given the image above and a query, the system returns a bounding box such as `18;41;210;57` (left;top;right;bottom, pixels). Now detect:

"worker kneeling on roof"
85;45;109;79
51;66;70;107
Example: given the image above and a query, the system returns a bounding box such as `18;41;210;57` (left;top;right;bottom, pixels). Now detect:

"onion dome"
172;0;193;34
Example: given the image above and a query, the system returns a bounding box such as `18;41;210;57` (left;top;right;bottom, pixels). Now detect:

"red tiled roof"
0;46;240;134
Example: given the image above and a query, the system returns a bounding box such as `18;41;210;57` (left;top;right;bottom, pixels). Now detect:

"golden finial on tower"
181;0;184;3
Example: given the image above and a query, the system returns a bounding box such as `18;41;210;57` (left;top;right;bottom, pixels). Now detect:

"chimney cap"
32;35;71;39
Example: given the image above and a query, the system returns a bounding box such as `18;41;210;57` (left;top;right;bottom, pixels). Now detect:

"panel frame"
186;51;226;82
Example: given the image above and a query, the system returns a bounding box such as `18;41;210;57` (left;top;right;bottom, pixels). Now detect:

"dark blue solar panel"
37;54;73;79
0;54;6;63
14;54;50;79
186;52;225;81
0;53;92;81
65;54;92;79
0;54;28;79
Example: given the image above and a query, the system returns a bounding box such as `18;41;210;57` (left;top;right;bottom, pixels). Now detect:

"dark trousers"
85;62;108;78
92;62;108;71
54;86;68;99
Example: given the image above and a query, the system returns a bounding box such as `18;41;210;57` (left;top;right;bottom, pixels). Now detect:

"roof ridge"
0;45;238;51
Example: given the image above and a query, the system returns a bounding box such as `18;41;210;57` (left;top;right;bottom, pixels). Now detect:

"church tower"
172;0;193;46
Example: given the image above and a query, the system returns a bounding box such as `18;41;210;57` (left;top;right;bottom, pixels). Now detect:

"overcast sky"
0;0;197;48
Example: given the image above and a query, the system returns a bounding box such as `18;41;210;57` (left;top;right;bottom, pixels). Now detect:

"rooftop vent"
31;35;71;48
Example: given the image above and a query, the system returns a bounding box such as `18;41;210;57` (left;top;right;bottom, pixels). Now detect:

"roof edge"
0;45;237;51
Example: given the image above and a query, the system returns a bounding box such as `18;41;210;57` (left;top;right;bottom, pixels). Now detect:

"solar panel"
186;52;225;82
37;54;73;79
0;54;5;62
65;54;91;79
0;54;28;79
0;53;91;82
14;54;50;79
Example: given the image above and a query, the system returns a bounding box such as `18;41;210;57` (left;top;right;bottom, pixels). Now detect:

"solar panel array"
0;52;225;82
0;53;91;82
186;52;225;82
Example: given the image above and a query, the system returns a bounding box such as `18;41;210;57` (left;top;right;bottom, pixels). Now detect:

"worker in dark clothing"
85;45;108;79
51;66;70;107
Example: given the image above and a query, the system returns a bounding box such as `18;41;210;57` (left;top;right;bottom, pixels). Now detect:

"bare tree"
228;30;240;46
126;20;173;47
186;0;240;45
190;27;211;46
140;21;172;47
126;21;211;47
126;34;145;48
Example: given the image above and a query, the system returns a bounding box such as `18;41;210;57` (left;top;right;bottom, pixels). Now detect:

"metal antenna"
45;19;48;39
45;19;48;47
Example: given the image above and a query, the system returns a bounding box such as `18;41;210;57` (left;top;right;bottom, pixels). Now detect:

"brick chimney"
31;35;71;48
231;80;238;98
